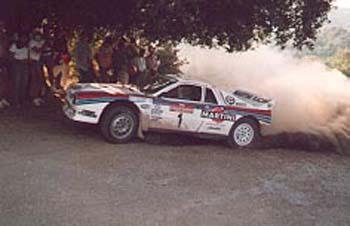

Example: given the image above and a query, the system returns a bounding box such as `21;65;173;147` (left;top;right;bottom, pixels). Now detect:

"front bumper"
62;100;106;124
63;103;76;120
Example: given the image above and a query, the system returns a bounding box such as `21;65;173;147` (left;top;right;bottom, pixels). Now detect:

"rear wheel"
100;106;138;143
228;118;260;149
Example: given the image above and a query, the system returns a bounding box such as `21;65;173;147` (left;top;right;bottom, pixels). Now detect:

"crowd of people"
75;32;160;86
0;21;70;109
0;20;161;110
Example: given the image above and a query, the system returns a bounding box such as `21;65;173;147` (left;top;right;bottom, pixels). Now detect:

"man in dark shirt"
0;20;10;108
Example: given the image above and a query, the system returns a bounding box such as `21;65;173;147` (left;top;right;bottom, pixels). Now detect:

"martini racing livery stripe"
74;92;129;105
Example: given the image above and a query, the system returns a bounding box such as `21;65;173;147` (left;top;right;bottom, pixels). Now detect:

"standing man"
9;33;29;108
40;37;56;90
96;36;113;83
145;45;160;85
112;40;129;84
131;48;147;87
29;31;46;106
0;20;10;108
146;45;160;76
74;32;94;83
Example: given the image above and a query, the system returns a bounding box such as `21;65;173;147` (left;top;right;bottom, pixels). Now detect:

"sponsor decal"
170;103;194;114
233;90;270;104
151;104;163;116
78;110;97;118
140;104;151;109
201;106;235;123
207;126;222;131
225;96;236;105
150;116;162;121
235;102;247;107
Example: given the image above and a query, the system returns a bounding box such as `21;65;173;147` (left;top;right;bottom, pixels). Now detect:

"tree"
1;0;334;51
328;50;350;77
304;26;350;58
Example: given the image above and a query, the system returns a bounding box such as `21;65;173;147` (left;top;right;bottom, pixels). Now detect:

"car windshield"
141;76;178;94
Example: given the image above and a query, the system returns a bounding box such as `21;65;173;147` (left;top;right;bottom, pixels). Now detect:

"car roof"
166;74;213;87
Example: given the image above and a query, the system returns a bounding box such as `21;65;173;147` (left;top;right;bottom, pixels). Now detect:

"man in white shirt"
9;33;29;107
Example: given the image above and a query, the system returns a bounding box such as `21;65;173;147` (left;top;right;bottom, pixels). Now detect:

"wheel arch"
235;115;261;130
98;100;141;124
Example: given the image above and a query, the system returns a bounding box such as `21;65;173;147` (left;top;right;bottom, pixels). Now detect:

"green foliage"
327;50;350;77
304;27;350;58
157;43;186;75
1;0;334;52
302;14;350;78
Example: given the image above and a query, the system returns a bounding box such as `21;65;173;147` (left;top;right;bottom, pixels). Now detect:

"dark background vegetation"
2;1;349;77
1;0;333;51
302;8;350;76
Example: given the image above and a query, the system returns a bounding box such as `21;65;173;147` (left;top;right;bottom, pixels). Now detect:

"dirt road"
0;103;349;226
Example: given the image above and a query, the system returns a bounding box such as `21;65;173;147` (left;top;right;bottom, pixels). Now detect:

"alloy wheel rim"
233;123;254;147
110;113;134;140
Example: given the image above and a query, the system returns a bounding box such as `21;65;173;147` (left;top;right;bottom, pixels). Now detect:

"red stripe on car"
225;106;272;116
76;92;128;99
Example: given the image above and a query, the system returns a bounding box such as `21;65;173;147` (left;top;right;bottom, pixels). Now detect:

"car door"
149;84;204;132
198;87;234;135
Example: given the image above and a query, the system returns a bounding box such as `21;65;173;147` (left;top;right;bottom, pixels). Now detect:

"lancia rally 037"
63;75;274;148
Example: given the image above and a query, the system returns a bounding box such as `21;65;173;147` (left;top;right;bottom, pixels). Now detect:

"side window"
161;85;202;102
205;88;218;104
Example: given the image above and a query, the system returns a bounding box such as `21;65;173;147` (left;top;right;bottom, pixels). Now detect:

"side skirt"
147;128;227;141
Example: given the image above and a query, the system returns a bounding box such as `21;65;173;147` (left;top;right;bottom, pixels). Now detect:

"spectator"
124;38;139;85
40;37;56;90
52;30;69;89
126;37;139;61
146;45;160;76
112;41;129;84
52;53;70;92
53;30;68;55
96;36;113;82
0;20;10;108
131;48;147;87
74;32;94;83
9;33;29;108
29;31;46;106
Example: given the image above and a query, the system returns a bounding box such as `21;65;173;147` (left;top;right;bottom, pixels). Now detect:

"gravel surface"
0;103;349;226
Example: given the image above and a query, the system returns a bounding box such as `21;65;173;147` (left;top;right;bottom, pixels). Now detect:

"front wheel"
228;118;260;149
100;106;138;143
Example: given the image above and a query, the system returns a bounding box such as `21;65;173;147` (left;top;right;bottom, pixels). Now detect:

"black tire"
100;106;139;143
228;118;261;149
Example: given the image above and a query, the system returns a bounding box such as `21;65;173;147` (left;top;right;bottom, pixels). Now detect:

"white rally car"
63;75;274;148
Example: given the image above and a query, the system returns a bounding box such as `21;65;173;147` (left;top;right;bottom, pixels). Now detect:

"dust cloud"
178;45;350;151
